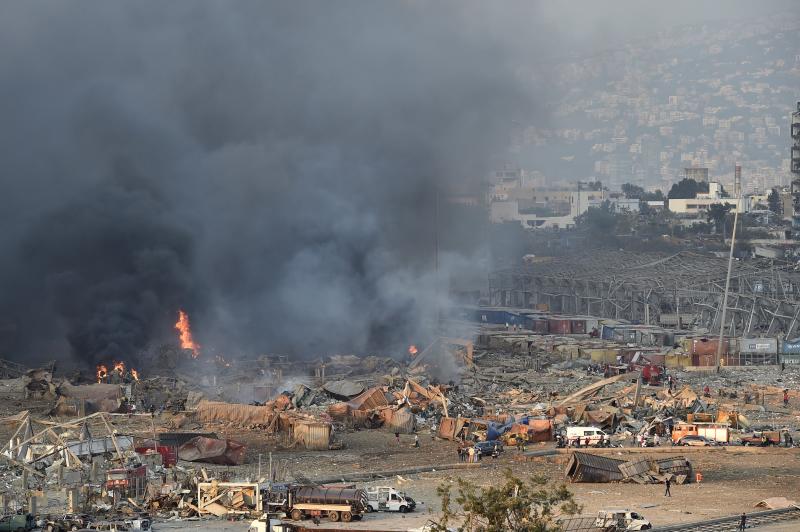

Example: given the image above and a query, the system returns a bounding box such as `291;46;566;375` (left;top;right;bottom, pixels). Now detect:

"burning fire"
175;309;200;358
96;361;140;383
408;345;419;357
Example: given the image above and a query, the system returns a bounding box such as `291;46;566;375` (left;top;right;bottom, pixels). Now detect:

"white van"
566;426;609;447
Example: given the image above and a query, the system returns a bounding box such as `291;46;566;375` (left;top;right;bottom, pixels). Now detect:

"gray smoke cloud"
1;1;794;366
0;1;540;365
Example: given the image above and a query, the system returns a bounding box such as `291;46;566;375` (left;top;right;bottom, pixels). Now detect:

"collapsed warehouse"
489;250;800;365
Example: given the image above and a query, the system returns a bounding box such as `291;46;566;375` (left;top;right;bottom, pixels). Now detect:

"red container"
548;319;571;335
135;445;178;467
532;319;549;333
570;320;587;334
691;338;728;356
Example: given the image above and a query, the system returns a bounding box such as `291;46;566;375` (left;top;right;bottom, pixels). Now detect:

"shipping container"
531;319;549;333
569;319;587;334
691;354;715;366
548;318;571;335
690;338;729;356
384;407;416;434
601;325;615;340
782;338;800;354
779;354;800;364
739;338;778;355
665;353;690;368
586;349;618;364
292;421;333;450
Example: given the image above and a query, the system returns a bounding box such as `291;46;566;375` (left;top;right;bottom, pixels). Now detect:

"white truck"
566;426;609;447
248;515;295;532
365;486;417;513
593;509;652;530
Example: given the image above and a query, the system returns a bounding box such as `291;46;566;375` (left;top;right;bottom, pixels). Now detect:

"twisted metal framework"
489;250;800;338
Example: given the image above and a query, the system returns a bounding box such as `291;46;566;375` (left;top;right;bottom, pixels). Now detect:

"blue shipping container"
782;338;800;354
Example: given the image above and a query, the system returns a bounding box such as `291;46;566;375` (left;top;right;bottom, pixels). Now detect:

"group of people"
457;445;480;463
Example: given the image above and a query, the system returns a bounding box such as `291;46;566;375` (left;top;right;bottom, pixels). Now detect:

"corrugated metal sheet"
292;421;332;450
195;401;275;425
67;436;134;457
601;325;616;340
565;452;624;483
739;338;778;355
385;407;416;434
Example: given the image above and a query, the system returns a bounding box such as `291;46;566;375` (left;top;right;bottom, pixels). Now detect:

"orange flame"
96;364;108;383
130;368;140;381
175;309;200;358
408;345;418;356
113;361;125;375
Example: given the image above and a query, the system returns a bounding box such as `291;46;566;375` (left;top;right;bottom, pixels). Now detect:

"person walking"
395;432;400;446
783;389;789;407
664;477;671;497
414;434;420;448
739;512;746;530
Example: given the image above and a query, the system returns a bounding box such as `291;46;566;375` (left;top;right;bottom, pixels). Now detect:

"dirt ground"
149;431;800;530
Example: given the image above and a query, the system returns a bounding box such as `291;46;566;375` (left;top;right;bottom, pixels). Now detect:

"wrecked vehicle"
43;513;92;532
676;435;718;447
269;485;368;523
593;509;652;531
365;486;416;513
0;514;35;532
740;430;788;446
473;440;503;457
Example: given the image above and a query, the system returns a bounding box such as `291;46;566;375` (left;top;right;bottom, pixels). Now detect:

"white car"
594;509;652;530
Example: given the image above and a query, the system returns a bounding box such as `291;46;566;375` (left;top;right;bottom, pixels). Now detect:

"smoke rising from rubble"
1;1;792;366
0;2;538;365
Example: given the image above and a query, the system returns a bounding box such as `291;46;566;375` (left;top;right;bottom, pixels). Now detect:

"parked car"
593;509;652;530
676;435;717;447
473;440;503;456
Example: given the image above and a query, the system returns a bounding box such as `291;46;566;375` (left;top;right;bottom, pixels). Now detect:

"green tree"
575;200;619;238
706;203;733;238
642;189;665;202
768;188;782;215
667;178;708;199
621;183;645;199
432;469;579;532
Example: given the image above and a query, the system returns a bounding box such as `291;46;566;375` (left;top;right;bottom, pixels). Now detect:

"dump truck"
268;485;368;523
365;486;416;513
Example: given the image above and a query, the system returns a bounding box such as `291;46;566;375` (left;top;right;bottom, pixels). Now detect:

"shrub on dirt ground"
430;468;579;531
